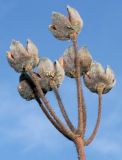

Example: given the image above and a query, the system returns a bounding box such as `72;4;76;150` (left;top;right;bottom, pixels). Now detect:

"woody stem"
74;136;86;160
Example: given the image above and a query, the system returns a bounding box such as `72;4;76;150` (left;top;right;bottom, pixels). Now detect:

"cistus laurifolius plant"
7;5;116;160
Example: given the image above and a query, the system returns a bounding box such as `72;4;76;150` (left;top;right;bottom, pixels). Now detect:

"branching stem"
20;72;72;140
74;136;86;160
35;97;73;140
28;70;75;140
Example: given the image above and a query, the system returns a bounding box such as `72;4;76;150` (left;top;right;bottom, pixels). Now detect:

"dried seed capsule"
62;46;77;78
83;62;116;94
49;6;83;40
53;60;65;88
49;12;73;40
18;80;35;101
37;58;54;91
37;58;64;91
7;39;39;72
103;66;116;93
78;47;92;73
18;73;47;101
60;46;92;78
26;39;39;68
67;5;83;34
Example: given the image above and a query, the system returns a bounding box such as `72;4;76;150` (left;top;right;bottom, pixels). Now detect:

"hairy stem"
20;72;72;140
71;34;84;135
35;97;73;140
22;72;73;140
84;93;102;145
82;97;87;136
74;136;86;160
28;70;75;140
53;86;75;132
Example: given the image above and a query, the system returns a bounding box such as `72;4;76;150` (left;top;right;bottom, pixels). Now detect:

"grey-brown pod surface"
49;5;83;40
83;62;116;94
7;39;39;72
58;46;92;78
37;58;65;91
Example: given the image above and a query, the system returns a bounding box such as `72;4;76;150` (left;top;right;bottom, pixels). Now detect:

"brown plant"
7;5;116;160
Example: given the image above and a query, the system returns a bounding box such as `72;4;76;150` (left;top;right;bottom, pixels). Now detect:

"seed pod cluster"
49;6;83;40
6;5;116;102
7;39;39;72
83;62;116;94
37;58;65;91
58;46;92;78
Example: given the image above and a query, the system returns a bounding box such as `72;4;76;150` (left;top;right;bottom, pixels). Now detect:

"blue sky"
0;0;122;159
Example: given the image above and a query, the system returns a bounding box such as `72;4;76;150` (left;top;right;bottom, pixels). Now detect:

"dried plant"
7;5;116;160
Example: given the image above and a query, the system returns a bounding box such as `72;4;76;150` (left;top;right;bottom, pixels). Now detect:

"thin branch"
28;70;75;140
84;93;102;145
35;97;73;140
21;72;73;140
53;86;75;132
71;33;84;135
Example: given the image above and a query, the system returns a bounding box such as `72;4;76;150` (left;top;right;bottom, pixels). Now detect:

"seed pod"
26;39;39;68
18;80;35;101
49;6;83;40
83;62;116;94
18;73;35;101
62;46;77;78
103;66;116;93
37;58;54;91
60;46;92;78
78;47;92;73
7;39;39;72
37;58;64;91
49;12;73;40
18;73;47;101
67;5;83;34
53;60;65;88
